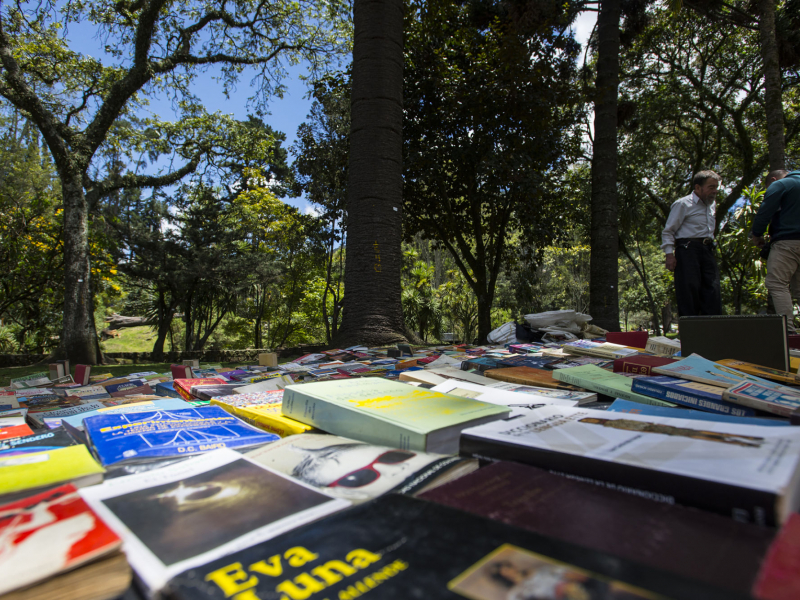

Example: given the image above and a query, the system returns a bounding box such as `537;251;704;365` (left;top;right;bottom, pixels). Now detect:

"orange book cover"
484;366;582;390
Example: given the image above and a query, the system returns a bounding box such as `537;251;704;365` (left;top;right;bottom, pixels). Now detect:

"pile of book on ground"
4;338;800;600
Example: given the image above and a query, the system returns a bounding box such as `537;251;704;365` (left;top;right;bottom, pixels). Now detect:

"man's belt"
676;237;714;246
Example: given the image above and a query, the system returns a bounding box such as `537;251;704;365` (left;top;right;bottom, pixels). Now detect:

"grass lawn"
100;326;160;353
0;362;244;388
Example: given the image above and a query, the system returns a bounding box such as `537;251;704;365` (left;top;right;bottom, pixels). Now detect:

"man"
661;171;723;316
750;169;800;332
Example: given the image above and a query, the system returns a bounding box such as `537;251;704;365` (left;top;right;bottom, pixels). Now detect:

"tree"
333;0;408;347
0;0;349;363
403;0;580;342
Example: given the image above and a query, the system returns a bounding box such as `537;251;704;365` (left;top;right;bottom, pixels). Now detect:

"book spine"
282;388;429;451
460;433;780;526
721;389;793;418
219;402;311;437
617;362;655;376
553;372;675;407
631;381;755;417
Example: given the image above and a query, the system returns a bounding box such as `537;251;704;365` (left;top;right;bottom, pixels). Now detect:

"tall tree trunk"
758;0;785;171
334;0;408;347
589;0;622;332
151;291;173;360
57;173;98;364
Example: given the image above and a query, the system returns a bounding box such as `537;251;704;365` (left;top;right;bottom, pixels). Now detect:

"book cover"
723;381;800;417
56;398;193;430
169;494;739;600
0;423;34;440
460;405;800;525
245;433;478;504
281;378;510;454
431;379;578;411
190;384;243;401
10;372;50;389
484;382;598;403
0;427;80;456
717;359;800;387
103;379;148;396
420;461;774;596
27;400;109;428
631;376;755;416
66;385;112;400
613;355;678;375
0;445;105;496
606;399;790;427
155;381;182;398
83;405;280;466
173;378;228;401
0;390;20;409
497;355;557;369
547;356;614;369
211;391;315;437
552;365;677;407
563;340;639;359
485;366;584;390
460;356;504;373
653;354;792;390
79;448;350;595
0;484;123;596
74;364;91;386
109;384;155;398
171;364;194;380
752;513;800;600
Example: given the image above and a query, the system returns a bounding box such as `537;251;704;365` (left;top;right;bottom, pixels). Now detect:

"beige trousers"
765;239;800;332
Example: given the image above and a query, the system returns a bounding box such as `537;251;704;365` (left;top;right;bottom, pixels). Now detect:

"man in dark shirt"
751;169;800;332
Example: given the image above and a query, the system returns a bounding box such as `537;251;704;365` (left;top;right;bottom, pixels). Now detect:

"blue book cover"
155;381;182;398
498;355;556;369
54;398;194;429
84;405;279;465
631;376;755;417
103;379;147;395
652;353;787;390
460;357;503;372
607;399;789;426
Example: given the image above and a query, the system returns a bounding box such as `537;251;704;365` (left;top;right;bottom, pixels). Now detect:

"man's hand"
665;253;677;272
750;234;765;248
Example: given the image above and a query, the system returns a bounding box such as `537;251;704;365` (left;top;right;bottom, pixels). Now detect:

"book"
0;390;20;409
54;398;194;430
0;484;127;598
485;381;598;403
190;384;243;401
0;445;104;498
631;375;755;416
607;399;790;426
61;385;112;400
605;330;649;349
155;381;182;398
563;340;639;359
552;365;677;407
717;359;800;386
27;400;109;428
79;448;350;595
0;427;81;456
752;512;800;600
211;391;315;437
723;381;800;417
645;336;682;357
171;364;194;380
281;378;510;454
419;461;775;596
168;494;739;600
74;364;91;385
10;372;50;389
430;379;578;411
485;366;585;390
245;433;478;504
103;379;148;396
460;405;800;525
83;405;280;466
653;353;797;391
459;356;503;372
172;377;228;401
0;423;34;440
496;355;557;369
48;362;66;381
613;355;678;375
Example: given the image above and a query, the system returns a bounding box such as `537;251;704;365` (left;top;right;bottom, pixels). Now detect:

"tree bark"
57;172;98;364
758;0;785;171
589;0;622;332
334;0;408;347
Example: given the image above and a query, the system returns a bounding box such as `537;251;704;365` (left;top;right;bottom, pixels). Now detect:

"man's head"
693;170;721;204
766;169;789;190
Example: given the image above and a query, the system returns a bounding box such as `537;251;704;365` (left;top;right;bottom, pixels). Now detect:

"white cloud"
304;205;322;218
571;11;598;48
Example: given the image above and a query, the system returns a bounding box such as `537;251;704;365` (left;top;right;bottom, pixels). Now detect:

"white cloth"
661;191;716;254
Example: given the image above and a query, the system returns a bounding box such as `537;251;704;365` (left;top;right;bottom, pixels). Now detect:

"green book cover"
282;378;510;453
552;365;677;407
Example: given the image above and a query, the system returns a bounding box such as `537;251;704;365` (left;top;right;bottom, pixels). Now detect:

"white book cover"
79;448;350;595
486;381;597;402
431;380;577;413
463;406;800;503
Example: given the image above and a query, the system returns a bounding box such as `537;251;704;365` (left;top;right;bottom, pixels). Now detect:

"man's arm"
751;183;785;238
661;200;686;271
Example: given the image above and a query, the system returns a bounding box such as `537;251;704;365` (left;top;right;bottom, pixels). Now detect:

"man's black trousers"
674;239;723;316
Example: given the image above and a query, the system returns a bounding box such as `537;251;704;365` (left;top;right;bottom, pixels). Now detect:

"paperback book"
552;365;677;407
460;405;800;525
606;399;789;427
52;398;193;430
0;427;81;456
0;445;105;498
83;405;280;466
631;375;755;416
723;381;800;417
211;390;315;437
431;379;578;412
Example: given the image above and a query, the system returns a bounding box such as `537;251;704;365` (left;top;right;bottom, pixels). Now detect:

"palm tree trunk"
589;0;622;332
334;0;408;347
758;0;785;171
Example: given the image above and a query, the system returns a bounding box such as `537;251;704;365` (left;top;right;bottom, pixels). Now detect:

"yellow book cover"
211;396;314;437
0;445;104;495
717;359;800;386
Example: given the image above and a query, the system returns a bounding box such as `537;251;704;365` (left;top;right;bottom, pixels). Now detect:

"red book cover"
613;355;678;375
0;484;122;596
74;364;91;386
753;513;800;600
0;423;34;440
172;377;227;401
170;364;193;380
606;331;649;349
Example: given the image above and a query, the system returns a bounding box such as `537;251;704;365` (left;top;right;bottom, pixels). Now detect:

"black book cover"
0;426;79;454
168;494;745;600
